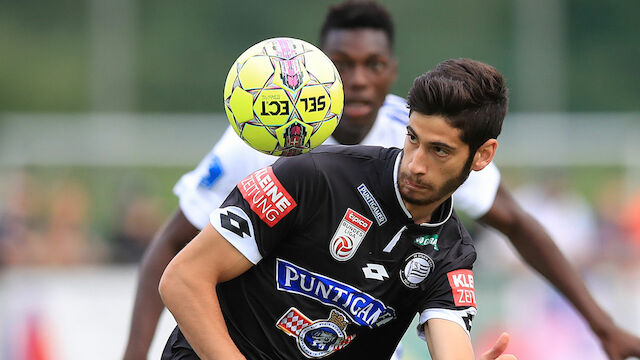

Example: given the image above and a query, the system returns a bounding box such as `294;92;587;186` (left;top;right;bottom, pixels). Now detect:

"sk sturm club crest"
329;208;372;261
400;253;435;288
277;308;355;358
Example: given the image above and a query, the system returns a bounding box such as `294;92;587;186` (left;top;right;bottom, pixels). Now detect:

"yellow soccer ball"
223;37;344;156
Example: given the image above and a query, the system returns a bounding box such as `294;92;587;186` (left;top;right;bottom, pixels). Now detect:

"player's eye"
433;146;448;157
332;60;353;73
406;132;417;144
367;60;386;73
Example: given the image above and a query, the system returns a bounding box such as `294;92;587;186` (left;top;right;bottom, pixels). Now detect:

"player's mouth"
343;101;373;119
400;173;431;191
405;179;429;191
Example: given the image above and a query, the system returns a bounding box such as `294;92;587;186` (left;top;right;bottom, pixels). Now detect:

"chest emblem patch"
357;183;387;226
414;234;439;250
276;258;396;328
277;308;355;358
400;253;435;288
362;263;389;281
329;208;372;261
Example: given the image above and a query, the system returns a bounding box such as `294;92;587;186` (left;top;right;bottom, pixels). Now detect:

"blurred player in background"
123;1;640;359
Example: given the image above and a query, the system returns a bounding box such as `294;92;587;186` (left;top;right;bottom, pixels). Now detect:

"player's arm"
123;208;199;360
424;320;516;360
482;182;640;359
424;318;474;359
159;223;253;360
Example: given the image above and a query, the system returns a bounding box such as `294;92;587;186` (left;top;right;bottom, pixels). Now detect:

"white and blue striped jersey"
173;94;500;230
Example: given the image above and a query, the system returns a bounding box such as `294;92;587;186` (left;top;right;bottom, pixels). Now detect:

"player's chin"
399;186;435;206
341;110;375;127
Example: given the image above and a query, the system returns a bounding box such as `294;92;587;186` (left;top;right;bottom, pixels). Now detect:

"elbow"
158;260;179;309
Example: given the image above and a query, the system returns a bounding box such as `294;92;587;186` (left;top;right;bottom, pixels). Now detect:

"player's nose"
347;64;369;89
408;149;429;175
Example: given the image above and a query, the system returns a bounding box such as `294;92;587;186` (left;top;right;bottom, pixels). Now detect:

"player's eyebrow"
429;141;456;152
406;125;457;152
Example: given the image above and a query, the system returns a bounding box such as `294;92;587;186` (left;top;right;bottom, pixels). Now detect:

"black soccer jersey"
167;145;478;360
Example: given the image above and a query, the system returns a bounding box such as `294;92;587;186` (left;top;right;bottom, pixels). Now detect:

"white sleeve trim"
210;206;262;265
452;162;501;219
416;307;477;340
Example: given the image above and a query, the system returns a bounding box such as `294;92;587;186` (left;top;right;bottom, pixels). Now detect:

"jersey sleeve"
415;253;477;340
209;153;321;264
173;126;278;229
452;161;501;219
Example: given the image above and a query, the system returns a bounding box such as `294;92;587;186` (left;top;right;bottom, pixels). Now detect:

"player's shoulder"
216;125;250;148
273;145;399;181
382;94;408;110
379;94;409;126
309;144;400;163
442;210;476;263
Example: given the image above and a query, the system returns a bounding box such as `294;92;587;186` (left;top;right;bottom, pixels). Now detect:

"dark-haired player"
123;1;640;359
160;57;513;360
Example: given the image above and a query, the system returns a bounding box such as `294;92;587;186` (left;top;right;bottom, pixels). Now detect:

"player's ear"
471;139;498;171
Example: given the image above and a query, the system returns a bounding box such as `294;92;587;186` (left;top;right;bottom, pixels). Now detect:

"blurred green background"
1;0;639;113
2;0;638;244
1;1;639;359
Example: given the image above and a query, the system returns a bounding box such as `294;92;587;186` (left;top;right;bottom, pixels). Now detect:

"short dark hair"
319;0;394;49
407;58;508;155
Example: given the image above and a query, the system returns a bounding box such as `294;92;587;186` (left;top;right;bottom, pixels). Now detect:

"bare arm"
481;183;640;359
123;209;200;360
159;223;253;360
424;319;516;360
424;319;474;359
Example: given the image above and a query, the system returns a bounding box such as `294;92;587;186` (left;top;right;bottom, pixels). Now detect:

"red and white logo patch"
238;167;297;227
329;208;372;261
447;269;476;308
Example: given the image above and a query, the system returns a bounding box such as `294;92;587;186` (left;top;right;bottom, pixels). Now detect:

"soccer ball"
223;37;344;156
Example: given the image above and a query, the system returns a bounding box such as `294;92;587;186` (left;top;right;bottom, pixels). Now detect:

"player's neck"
332;116;378;145
332;126;370;145
403;196;449;225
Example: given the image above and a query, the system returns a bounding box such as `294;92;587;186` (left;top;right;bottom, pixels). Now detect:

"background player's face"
398;112;472;206
322;29;398;136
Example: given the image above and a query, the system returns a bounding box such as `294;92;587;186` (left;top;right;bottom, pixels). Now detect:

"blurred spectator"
475;175;605;359
0;172;106;267
593;178;639;265
41;180;106;265
621;188;640;249
479;175;599;270
0;171;45;267
110;195;164;263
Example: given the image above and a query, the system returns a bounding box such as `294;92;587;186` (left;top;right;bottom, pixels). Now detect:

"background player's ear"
471;139;498;172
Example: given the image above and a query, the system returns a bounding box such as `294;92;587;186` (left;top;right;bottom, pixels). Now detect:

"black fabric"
163;145;476;359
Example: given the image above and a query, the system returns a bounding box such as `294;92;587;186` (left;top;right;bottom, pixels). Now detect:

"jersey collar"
392;151;454;227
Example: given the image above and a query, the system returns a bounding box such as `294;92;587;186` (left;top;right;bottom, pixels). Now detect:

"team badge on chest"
400;253;435;288
277;308;355;358
329;208;372;261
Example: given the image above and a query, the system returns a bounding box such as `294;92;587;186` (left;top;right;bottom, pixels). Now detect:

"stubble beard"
399;156;473;206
